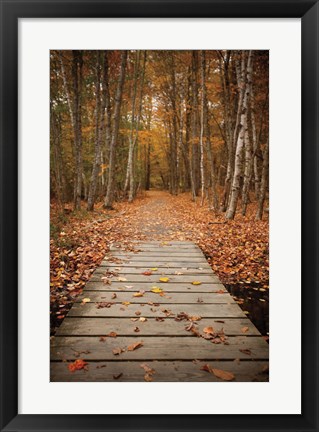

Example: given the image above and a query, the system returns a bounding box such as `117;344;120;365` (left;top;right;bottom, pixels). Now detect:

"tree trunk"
256;137;269;220
104;50;127;209
190;51;199;201
72;50;83;211
124;51;140;193
128;51;146;203
199;51;206;206
87;51;102;211
241;52;254;215
202;60;219;212
226;51;252;220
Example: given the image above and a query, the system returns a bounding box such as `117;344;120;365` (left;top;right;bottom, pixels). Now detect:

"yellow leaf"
192;281;202;285
122;301;131;306
133;292;144;297
159;277;169;283
151;268;158;271
81;298;91;304
151;287;163;294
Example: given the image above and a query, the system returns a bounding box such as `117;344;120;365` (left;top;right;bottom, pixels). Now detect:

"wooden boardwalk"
51;241;269;381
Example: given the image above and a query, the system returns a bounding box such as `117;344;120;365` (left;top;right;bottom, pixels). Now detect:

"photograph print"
50;49;269;382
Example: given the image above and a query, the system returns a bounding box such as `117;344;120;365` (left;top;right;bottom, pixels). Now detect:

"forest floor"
50;190;269;335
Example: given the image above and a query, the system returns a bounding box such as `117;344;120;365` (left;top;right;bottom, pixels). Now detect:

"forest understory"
50;190;269;336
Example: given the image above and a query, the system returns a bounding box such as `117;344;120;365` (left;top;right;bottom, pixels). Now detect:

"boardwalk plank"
96;267;214;275
84;281;226;292
68;303;246;318
51;360;269;382
90;274;221;283
105;256;206;263
51;335;269;361
101;260;211;268
56;317;260;336
76;291;236;304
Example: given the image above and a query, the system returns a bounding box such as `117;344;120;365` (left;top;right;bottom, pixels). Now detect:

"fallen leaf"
68;359;88;372
101;277;111;285
133;291;145;297
189;315;202;321
134;326;140;332
192;281;202;285
241;326;249;333
135;311;141;316
113;372;123;380
122;301;131;306
139;317;147;322
144;373;153;382
201;364;235;381
159;277;169;283
96;302;114;309
151;268;158;271
203;326;214;335
211;368;235;381
117;277;127;282
81;297;91;304
140;363;156;381
108;331;117;337
127;341;143;351
125;285;133;289
111;293;117;299
151;287;163;294
142;271;152;276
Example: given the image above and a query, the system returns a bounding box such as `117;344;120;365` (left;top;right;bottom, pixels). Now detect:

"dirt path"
128;190;194;239
118;190;205;241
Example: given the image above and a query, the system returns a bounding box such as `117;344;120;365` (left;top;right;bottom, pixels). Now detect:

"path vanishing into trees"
50;191;269;382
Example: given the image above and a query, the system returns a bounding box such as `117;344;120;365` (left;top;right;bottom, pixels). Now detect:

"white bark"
226;51;252;220
256;137;269;220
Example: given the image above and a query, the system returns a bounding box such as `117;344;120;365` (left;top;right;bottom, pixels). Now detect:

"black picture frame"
0;1;318;431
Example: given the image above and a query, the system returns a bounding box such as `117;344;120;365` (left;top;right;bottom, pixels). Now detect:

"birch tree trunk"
72;50;83;211
256;137;269;220
241;53;254;215
124;51;140;193
104;50;127;209
219;52;235;212
226;51;252;220
58;52;74;130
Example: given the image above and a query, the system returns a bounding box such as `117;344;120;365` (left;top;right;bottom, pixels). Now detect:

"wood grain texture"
51;360;269;382
56;317;260;336
75;291;236;304
84;281;226;292
90;274;221;283
51;335;269;361
67;302;246;318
